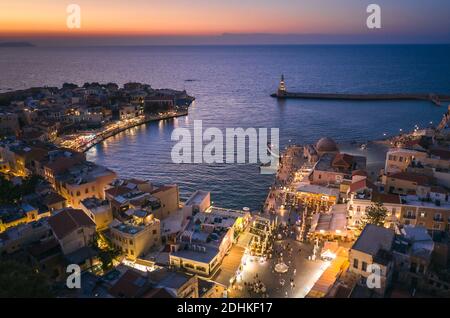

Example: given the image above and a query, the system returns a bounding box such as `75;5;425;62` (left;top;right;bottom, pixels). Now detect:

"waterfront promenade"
57;109;188;152
264;145;305;222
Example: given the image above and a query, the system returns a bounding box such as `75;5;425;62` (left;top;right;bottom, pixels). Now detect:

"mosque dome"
315;137;338;153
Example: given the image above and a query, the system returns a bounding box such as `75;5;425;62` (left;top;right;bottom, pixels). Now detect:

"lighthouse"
277;74;286;96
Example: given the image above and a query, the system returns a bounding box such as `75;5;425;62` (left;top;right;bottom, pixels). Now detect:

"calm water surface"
1;45;449;209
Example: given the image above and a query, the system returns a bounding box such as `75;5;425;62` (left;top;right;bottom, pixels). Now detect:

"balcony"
433;217;444;222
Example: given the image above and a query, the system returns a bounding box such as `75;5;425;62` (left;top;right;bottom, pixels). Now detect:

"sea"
1;45;449;210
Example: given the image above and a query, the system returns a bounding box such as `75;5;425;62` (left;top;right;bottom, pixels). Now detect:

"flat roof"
149;269;192;290
171;245;219;264
185;190;209;206
296;183;340;197
113;223;143;235
402;194;450;209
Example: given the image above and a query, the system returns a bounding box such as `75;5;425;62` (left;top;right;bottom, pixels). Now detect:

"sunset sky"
1;0;449;45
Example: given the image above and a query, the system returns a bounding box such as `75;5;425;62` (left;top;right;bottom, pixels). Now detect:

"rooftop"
0;219;49;243
349;178;376;194
185;190;210;207
394;225;434;260
310;204;348;234
81;197;109;211
315;137;338;153
108;269;147;298
172;206;246;263
402;194;450;209
148;268;192;291
315;152;366;174
48;208;95;240
296;183;340;197
387;171;432;186
352;224;394;257
372;192;402;205
57;161;116;186
111;214;159;236
171;244;219;264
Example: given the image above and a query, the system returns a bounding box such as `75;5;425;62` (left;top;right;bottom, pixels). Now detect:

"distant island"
0;41;35;48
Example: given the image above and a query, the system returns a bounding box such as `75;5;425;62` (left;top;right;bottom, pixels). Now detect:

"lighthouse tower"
277;74;286;96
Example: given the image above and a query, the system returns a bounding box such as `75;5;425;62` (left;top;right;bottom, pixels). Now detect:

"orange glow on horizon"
0;1;359;38
1;0;447;42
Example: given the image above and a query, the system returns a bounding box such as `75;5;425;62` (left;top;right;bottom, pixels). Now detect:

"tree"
0;174;43;204
0;175;20;204
359;201;388;230
18;174;43;197
92;232;120;272
0;260;54;297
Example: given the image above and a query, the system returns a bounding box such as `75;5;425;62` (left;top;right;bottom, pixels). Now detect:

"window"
76;191;81;196
353;259;359;269
85;188;89;194
129;240;133;245
362;262;367;272
420;212;426;218
356;206;361;213
196;266;206;272
153;230;157;235
399;157;403;162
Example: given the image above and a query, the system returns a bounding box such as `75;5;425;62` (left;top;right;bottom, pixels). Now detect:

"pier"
271;75;450;106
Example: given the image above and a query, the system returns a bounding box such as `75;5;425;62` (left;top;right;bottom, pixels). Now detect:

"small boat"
360;143;367;150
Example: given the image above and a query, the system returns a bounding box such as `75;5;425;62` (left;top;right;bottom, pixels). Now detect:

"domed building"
303;137;339;164
315;137;339;156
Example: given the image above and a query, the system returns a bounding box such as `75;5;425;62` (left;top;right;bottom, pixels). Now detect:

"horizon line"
2;43;450;48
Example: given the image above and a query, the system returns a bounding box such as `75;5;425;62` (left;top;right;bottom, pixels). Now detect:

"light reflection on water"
1;45;448;209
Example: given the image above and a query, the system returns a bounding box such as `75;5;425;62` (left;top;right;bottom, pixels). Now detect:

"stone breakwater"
271;92;450;106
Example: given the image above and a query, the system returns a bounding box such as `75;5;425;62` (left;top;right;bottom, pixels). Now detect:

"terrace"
402;194;450;209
